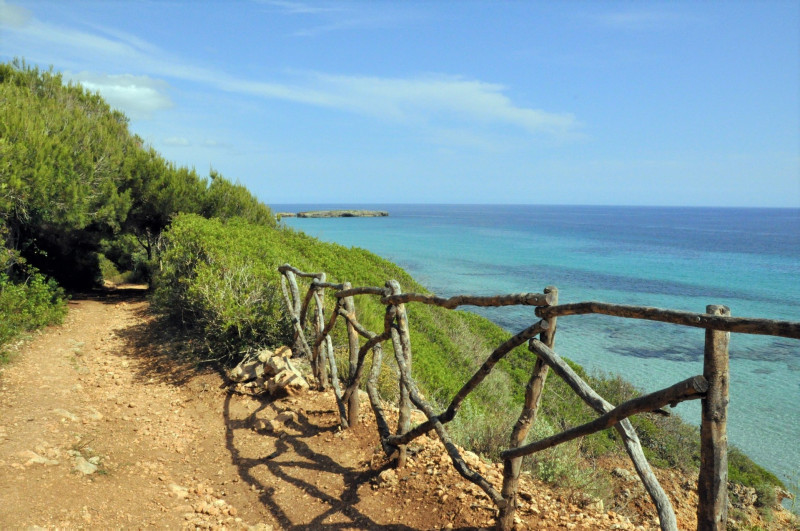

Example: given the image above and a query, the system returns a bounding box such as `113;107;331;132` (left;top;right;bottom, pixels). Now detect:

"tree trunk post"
698;305;731;531
312;274;329;390
342;282;361;426
498;286;557;530
387;280;412;467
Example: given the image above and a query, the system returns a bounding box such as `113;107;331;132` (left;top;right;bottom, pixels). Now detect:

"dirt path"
5;289;771;530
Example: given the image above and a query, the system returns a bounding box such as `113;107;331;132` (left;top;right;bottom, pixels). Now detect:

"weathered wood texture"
279;275;313;360
501;375;707;459
385;318;548;449
537;301;800;339
698;305;731;531
387;301;505;507
278;263;325;279
276;264;800;531
387;280;413;467
334;286;389;298
499;286;558;531
342;282;362;427
311;281;330;391
381;291;555;309
528;339;678;531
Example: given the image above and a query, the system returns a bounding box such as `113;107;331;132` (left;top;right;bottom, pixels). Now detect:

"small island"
278;209;388;219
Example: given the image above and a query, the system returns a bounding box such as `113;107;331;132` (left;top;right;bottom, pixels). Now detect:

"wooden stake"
698;305;731;531
342;282;362;426
498;287;557;530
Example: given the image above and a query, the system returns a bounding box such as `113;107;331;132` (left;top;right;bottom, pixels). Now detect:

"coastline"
278;204;800;485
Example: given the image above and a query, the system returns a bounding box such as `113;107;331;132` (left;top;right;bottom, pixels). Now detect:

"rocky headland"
277;209;388;218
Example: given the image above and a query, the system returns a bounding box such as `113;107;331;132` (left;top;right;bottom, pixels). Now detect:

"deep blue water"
278;204;800;483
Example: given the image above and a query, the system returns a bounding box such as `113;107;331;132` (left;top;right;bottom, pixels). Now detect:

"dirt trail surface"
2;289;779;530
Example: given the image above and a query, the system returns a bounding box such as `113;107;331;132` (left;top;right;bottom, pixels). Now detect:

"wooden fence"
277;263;800;531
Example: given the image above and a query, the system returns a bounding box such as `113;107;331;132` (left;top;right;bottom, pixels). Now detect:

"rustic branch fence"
277;263;800;531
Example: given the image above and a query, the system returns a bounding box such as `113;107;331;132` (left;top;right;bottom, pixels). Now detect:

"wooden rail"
277;263;799;531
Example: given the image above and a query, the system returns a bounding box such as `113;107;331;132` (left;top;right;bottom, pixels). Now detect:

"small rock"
378;468;399;487
20;450;59;467
74;456;98;475
53;408;78;421
169;483;190;499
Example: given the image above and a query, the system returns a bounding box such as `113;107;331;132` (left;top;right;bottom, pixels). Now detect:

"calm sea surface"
278;204;800;482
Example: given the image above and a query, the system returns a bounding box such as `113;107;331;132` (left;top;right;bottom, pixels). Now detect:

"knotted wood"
499;286;557;530
501;375;708;459
528;339;678;531
537;301;800;339
279;275;313;360
278;263;324;279
698;305;731;531
385;319;547;448
387;305;505;508
387;280;413;467
381;291;555;309
342;282;362;426
334;286;389;298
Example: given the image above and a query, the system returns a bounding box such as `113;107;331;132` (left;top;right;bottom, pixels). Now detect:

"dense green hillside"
0;60;782;507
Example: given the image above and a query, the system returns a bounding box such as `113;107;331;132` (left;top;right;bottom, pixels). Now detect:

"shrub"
0;269;67;357
152;215;291;362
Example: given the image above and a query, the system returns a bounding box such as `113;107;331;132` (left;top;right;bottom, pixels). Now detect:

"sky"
1;1;799;207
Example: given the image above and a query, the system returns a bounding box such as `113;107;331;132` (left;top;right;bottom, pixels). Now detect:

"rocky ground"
0;287;795;530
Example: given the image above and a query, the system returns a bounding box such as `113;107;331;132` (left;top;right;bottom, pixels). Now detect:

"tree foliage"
0;59;275;288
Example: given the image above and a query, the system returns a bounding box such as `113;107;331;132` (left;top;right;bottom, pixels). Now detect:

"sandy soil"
0;288;792;530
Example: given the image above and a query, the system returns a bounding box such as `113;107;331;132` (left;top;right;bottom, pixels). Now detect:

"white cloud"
164;137;190;146
67;72;173;119
588;9;684;31
0;0;31;27
214;72;578;137
2;3;580;141
258;0;343;15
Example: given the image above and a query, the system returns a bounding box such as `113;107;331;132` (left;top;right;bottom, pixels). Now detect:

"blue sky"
1;1;798;207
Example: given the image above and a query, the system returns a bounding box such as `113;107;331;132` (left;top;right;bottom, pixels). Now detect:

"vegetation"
0;58;784;508
0;269;67;362
0;59;272;351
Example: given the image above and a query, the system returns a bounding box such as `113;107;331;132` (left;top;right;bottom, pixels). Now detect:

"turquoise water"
278;204;800;483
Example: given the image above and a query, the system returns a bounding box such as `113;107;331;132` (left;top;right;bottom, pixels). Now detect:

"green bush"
151;215;291;361
0;270;67;358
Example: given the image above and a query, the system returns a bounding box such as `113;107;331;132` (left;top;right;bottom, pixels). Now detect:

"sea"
277;204;800;484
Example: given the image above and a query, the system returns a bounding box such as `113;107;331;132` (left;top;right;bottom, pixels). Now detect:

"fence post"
342;282;362;426
387;280;412;467
697;305;730;531
498;286;557;530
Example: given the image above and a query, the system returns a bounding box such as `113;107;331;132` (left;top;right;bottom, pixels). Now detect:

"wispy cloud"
587;9;685;31
1;1;580;141
257;0;344;15
67;72;173;119
257;0;419;38
0;0;31;27
164;136;190;146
